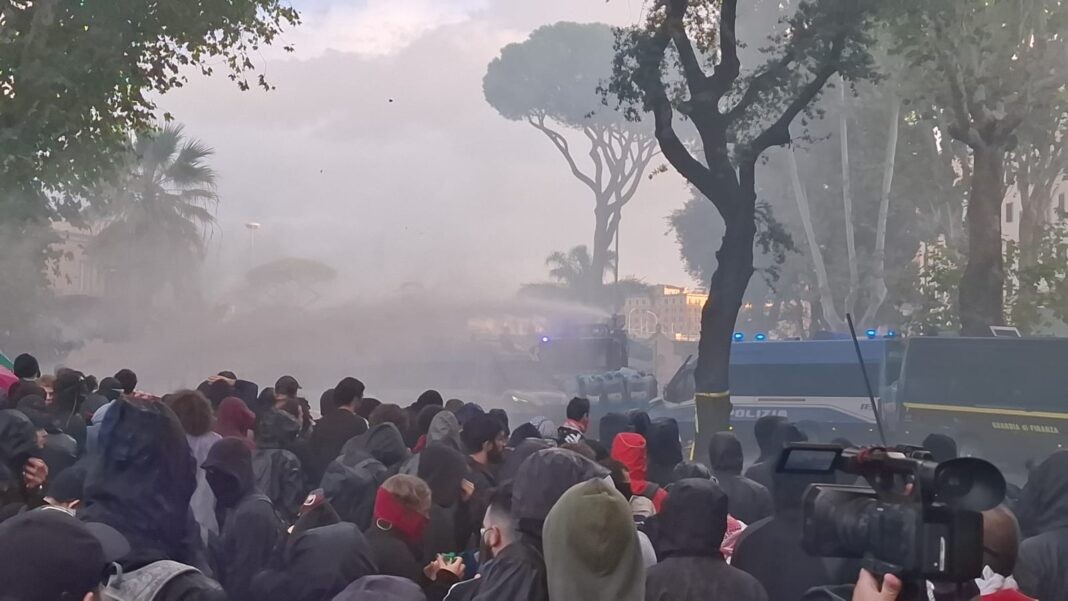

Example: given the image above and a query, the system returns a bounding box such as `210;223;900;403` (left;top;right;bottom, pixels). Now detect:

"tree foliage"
0;0;299;214
90;124;219;298
484;22;658;290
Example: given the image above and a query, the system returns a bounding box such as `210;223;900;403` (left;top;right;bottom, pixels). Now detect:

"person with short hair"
308;376;368;485
113;368;138;396
557;397;590;445
460;413;508;548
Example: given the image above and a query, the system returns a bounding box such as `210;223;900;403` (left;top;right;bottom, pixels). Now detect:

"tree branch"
710;0;740;97
528;114;599;192
665;0;713;101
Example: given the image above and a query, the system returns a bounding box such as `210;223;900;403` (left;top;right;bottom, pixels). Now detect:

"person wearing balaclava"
543;477;645;601
745;421;805;491
645;478;768;601
645;418;684;487
203;437;284;601
744;415;788;480
1014;450;1068;601
708;431;773;525
418;442;471;557
732;458;854;601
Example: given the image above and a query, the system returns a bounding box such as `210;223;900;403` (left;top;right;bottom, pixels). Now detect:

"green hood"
542;477;644;601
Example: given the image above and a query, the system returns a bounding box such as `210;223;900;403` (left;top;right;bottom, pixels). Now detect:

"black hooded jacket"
253;409;306;523
732;469;854;601
498;438;552;483
646;418;684;487
0;409;42;521
253;522;378;601
321;423;409;529
308;408;369;485
418;443;470;556
708;432;773;525
598;413;632;449
80;399;203;569
204;437;284;601
646;479;768;601
744;422;806;491
1015;450;1068;601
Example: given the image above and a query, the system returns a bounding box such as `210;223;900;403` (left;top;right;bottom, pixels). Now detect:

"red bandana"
373;487;429;547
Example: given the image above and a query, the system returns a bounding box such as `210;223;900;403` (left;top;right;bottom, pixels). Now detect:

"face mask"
206;470;242;507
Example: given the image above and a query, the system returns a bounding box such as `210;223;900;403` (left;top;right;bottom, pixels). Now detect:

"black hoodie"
744;422;806;491
732;468;854;601
418;443;470;556
646;479;768;601
1015;450;1068;601
0;409;41;521
204;437;284;601
80;399;203;569
598;412;632;449
253;522;378;601
321;423;410;529
253;409;306;522
708;432;773;525
646;418;684;487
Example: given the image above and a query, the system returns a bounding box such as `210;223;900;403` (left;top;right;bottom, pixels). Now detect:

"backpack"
102;560;199;601
639;482;661;501
320;456;383;529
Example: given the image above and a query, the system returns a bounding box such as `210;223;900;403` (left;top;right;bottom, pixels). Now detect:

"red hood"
612;432;649;483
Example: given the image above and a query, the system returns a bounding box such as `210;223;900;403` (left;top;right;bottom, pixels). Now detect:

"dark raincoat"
1015;450;1068;601
744;422;806;491
645;479;768;601
321;423;408;528
79;399;204;570
646;418;684;487
732;468;854;601
253;409;306;523
418;443;469;556
708;432;773;525
333;575;427;601
498;438;552;483
253;522;378;601
204;437;284;601
598;412;632;448
308;408;370;485
0;409;42;521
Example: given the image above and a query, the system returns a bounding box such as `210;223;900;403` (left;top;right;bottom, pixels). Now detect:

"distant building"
1001;178;1068;242
623;284;708;341
50;222;103;297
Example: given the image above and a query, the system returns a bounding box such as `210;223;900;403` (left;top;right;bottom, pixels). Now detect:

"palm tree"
90;124;218;298
545;245;615;292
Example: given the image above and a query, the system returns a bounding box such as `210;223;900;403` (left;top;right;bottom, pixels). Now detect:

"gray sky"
158;0;694;297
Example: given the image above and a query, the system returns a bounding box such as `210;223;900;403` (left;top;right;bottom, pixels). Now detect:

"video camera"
778;443;1006;583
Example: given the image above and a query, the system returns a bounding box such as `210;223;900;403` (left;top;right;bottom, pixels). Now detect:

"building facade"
623;284;708;341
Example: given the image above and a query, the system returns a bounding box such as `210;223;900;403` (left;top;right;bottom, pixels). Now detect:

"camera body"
779;443;1005;582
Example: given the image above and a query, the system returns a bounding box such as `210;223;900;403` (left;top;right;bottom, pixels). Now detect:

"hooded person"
455;402;486;428
645;418;684;487
79;399;205;569
922;433;959;464
1014;450;1068;601
746;415;788;464
498;438;553;483
17;394;78;477
0;409;47;521
645;478;768;601
611;432;668;512
50;368;89;452
253;522;378;601
5;353;41;402
252;408;306;523
732;463;854;601
333;575;428;601
215;397;256;444
598;412;632;449
397;411;463;477
203;437;285;601
708;431;773;525
168;390;223;544
322;422;411;528
744;421;807;491
418;442;471;557
413;405;446;453
503;447;610;601
508;422;541;448
543;477;645;601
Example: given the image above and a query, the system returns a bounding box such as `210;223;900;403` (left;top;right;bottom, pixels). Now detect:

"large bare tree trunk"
959;145;1007;335
860;94;900;327
788;147;846;330
839;81;860;316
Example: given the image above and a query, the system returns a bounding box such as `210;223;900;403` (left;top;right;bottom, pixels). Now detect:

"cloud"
284;0;490;58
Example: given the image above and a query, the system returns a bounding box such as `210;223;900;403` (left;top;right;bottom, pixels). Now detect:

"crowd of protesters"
0;351;1064;601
